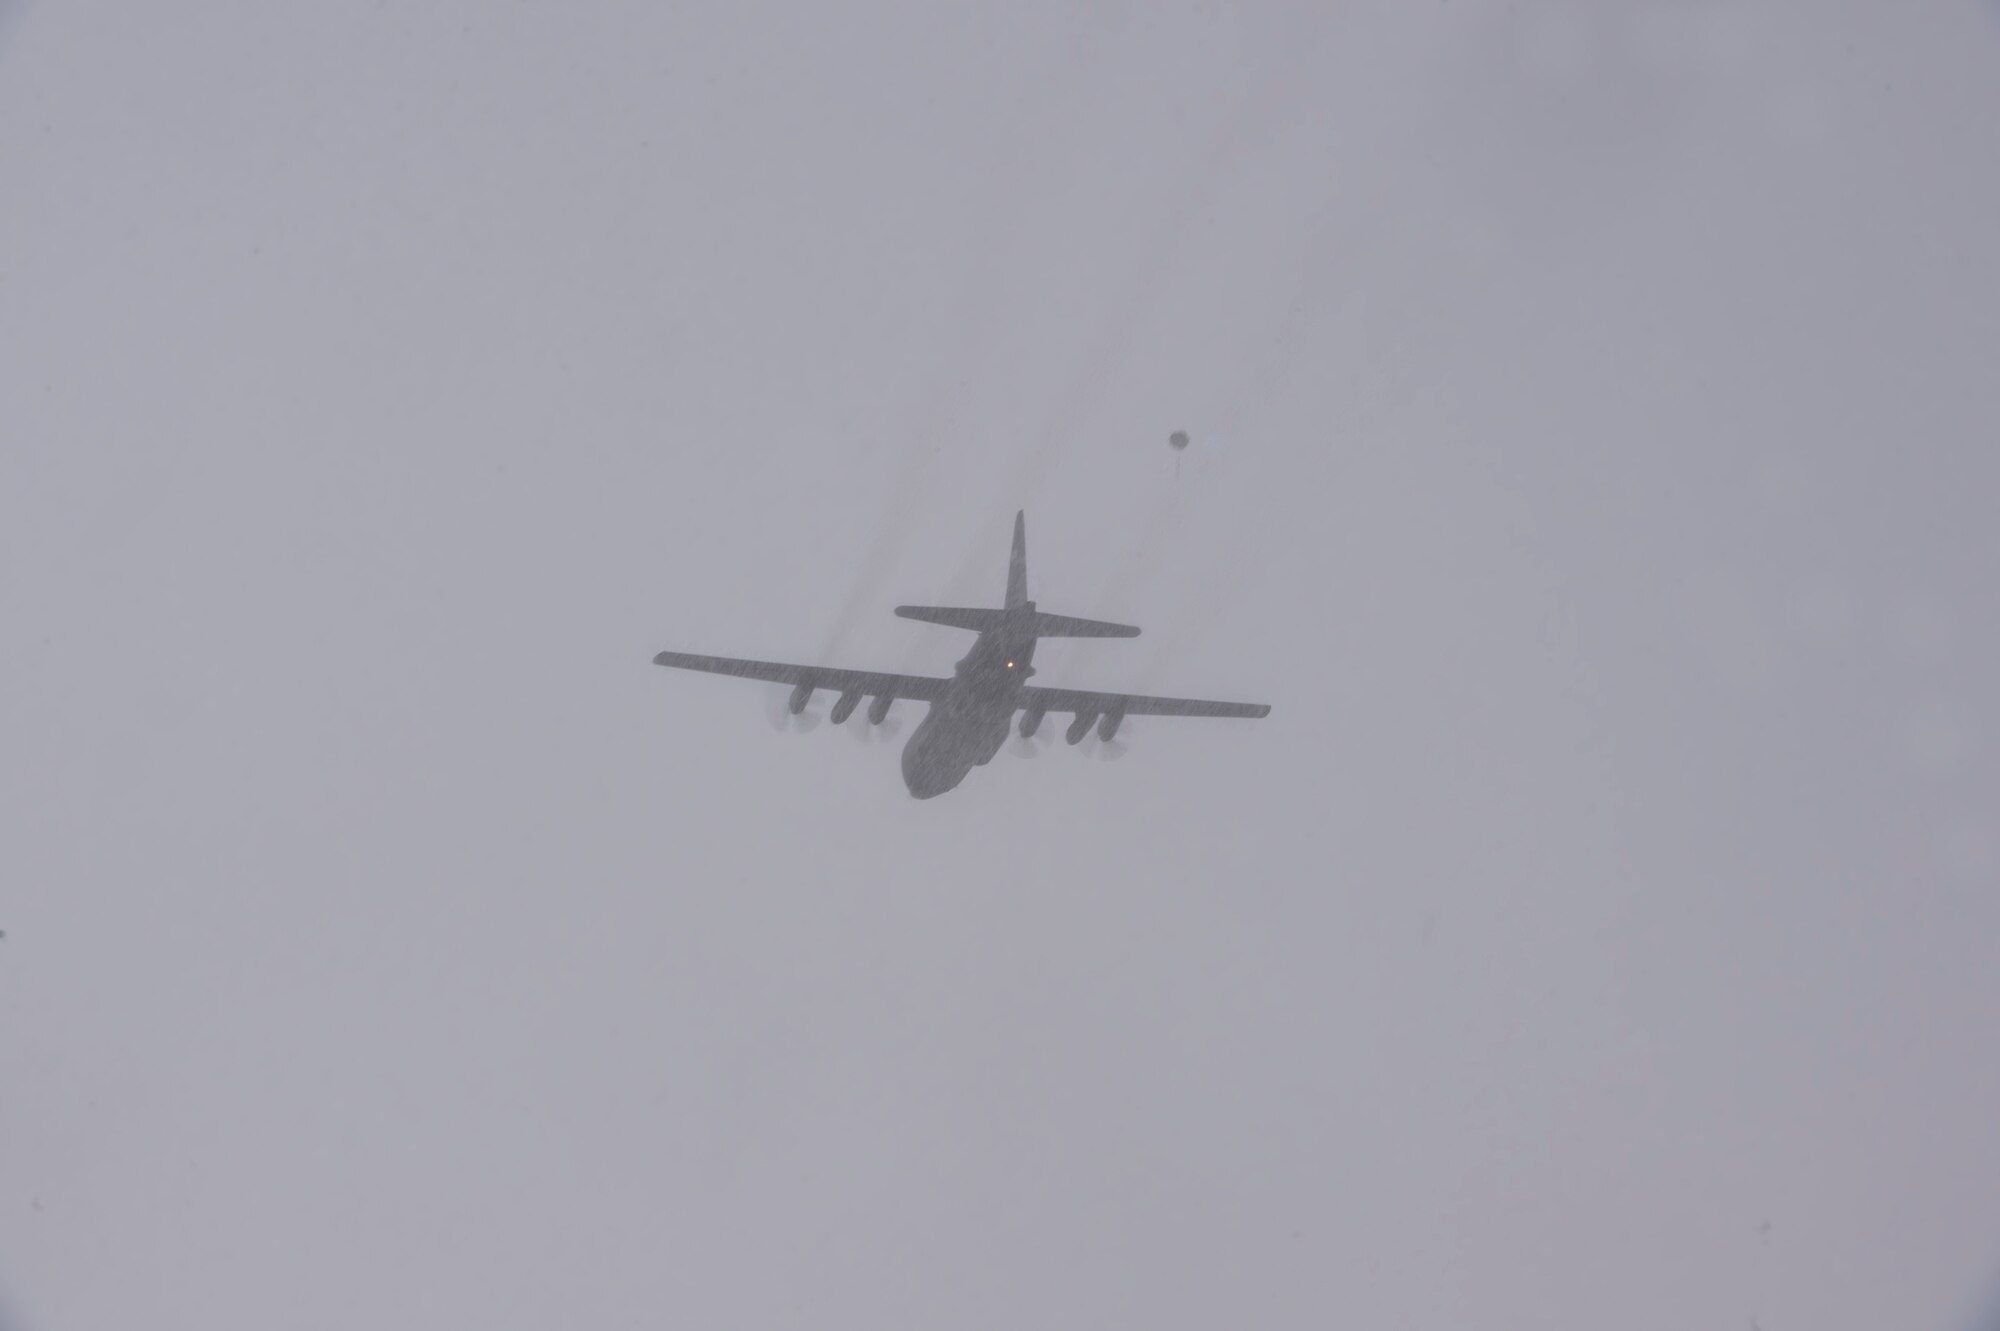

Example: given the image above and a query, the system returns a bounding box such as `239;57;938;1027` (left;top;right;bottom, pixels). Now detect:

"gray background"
4;2;1998;1327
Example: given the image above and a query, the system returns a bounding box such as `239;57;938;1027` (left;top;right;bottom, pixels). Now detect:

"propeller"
1013;712;1133;758
1079;719;1132;761
1010;727;1055;759
763;687;823;733
1086;734;1130;762
846;706;904;742
1011;709;1057;758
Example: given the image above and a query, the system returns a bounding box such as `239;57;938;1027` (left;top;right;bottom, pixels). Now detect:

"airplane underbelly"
969;714;1009;766
902;706;1007;798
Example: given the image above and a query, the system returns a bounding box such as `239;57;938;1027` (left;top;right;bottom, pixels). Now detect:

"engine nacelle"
830;687;864;724
1097;708;1125;742
787;681;814;715
1020;702;1048;738
1065;711;1096;745
867;693;894;725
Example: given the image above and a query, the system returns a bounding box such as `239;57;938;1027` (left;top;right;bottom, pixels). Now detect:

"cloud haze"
4;2;1997;1328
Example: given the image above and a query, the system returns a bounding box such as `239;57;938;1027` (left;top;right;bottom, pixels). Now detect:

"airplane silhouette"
653;511;1270;798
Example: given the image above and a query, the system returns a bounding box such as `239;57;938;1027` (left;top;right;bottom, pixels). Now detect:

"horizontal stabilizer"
895;606;1009;633
896;605;1141;638
1029;612;1140;639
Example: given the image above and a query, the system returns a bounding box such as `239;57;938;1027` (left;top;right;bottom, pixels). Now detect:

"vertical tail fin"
895;510;1138;637
1006;510;1028;609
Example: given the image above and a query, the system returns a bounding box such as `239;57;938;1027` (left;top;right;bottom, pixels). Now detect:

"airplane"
652;511;1271;799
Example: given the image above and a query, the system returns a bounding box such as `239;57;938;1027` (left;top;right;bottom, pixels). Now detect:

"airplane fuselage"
900;608;1041;799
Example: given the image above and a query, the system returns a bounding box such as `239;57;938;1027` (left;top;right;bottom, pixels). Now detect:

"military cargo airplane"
652;511;1270;799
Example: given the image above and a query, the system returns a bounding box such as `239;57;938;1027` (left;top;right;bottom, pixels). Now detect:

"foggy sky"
4;2;1998;1328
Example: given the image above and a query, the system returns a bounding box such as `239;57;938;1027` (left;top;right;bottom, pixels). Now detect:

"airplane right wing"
651;651;952;703
1019;684;1270;720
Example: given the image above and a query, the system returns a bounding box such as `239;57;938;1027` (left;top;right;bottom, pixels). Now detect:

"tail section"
895;606;1139;638
1006;510;1028;610
892;511;1142;638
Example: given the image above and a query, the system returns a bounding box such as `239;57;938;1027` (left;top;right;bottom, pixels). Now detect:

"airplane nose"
902;758;952;799
902;765;951;798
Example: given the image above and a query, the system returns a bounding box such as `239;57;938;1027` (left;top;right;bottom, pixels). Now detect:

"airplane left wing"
651;651;952;703
1020;684;1270;720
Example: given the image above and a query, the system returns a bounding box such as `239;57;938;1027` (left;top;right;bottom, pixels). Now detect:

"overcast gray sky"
5;2;1999;1328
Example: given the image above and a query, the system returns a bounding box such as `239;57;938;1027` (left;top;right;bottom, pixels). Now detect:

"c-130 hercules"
653;512;1270;799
